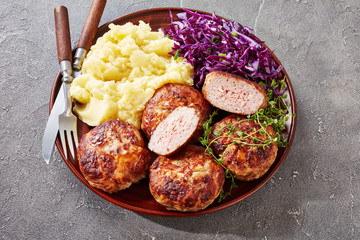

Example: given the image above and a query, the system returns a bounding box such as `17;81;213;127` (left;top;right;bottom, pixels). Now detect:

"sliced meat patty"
202;71;267;115
209;115;278;181
141;83;211;142
149;145;225;212
77;120;151;193
148;107;200;156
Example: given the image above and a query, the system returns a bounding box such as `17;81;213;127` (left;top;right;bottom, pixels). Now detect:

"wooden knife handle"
54;6;72;63
77;0;107;51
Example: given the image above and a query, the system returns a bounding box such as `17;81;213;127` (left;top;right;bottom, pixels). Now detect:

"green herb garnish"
199;110;238;202
252;78;296;147
199;110;218;147
211;37;219;43
173;49;180;60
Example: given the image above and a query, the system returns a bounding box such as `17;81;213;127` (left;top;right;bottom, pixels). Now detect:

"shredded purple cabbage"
164;9;284;94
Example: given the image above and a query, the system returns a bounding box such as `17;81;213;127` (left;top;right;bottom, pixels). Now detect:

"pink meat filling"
148;107;200;156
205;76;265;114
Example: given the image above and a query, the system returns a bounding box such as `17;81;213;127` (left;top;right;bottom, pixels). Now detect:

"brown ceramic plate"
50;8;297;217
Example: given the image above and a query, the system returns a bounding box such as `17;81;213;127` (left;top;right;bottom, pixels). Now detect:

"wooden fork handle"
77;0;107;51
54;6;72;63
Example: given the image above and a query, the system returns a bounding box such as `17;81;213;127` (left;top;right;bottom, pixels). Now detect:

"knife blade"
42;84;65;164
42;0;107;164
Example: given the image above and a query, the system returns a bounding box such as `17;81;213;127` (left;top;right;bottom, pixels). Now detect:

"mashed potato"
70;21;194;128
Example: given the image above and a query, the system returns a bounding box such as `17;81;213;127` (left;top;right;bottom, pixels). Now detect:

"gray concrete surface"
1;0;359;239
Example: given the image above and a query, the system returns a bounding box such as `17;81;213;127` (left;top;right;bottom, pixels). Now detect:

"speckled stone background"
1;0;359;239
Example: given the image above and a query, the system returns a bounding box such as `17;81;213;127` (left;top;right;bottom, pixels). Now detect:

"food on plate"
164;9;283;88
208;115;278;181
70;21;194;128
202;71;267;115
63;8;295;213
141;83;211;142
148;107;200;156
149;145;225;212
77;120;151;193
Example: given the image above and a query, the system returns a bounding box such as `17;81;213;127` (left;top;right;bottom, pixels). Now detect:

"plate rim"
50;7;297;217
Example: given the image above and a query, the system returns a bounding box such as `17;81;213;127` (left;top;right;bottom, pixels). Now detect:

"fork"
54;6;78;160
58;77;78;160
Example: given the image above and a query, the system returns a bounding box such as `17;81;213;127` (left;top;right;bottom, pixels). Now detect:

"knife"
42;0;107;164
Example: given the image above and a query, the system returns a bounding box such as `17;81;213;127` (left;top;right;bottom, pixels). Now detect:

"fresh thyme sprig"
199;110;238;202
254;78;296;147
219;166;238;202
199;109;218;149
212;115;276;150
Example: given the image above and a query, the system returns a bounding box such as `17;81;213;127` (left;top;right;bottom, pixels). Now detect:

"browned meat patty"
141;83;211;142
209;115;278;181
148;106;200;156
77;120;151;193
149;145;225;212
202;71;267;115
